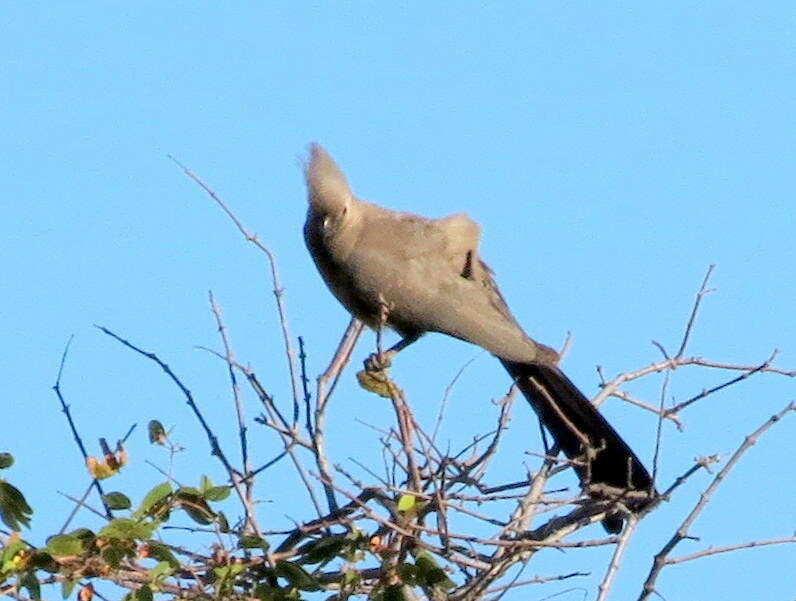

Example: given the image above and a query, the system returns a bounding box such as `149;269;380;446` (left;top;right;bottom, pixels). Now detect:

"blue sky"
2;3;795;599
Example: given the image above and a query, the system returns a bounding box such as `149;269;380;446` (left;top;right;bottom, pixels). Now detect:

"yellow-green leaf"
135;482;172;518
45;535;84;557
397;494;416;513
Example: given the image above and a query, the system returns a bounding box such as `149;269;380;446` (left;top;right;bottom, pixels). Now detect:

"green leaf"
343;569;360;587
20;570;41;599
213;563;246;580
144;541;180;568
252;583;276;600
28;551;58;573
45;535;84;557
204;486;231;502
148;420;167;445
298;536;347;565
101;542;131;568
396;494;416;513
134;584;153;601
1;538;28;574
275;560;321;591
382;585;406;601
0;480;33;530
148;560;175;584
0;454;14;469
196;476;231;502
61;579;77;600
397;562;418;585
135;482;172;519
239;535;270;550
103;492;132;510
252;584;304;601
414;551;454;590
175;489;216;525
66;529;96;548
99;518;157;540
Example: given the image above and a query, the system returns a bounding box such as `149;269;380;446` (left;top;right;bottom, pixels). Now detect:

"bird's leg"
357;333;422;399
364;333;422;372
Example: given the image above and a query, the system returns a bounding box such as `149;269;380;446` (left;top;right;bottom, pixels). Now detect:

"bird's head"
304;143;354;235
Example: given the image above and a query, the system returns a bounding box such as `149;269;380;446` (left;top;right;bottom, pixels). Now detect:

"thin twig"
659;455;720;500
168;155;302;418
484;571;589;595
144;459;184;487
51;335;113;519
608;388;683;428
311;319;364;513
57;489;108;521
207;291;261;537
666;536;796;564
651;367;670;486
298;336;313;435
666;352;777;415
676;265;715;358
387;382;423;492
208;292;250;472
196;344;325;516
639;401;795;600
317;317;364;410
596;514;638;601
432;354;482;445
593;353;794;410
95;325;264;532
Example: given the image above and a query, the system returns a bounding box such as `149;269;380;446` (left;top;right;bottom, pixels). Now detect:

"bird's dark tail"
501;360;654;526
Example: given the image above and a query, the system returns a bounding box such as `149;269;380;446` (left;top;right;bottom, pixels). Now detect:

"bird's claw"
364;350;396;372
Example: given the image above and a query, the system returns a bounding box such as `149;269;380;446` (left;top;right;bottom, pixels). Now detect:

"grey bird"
303;143;654;531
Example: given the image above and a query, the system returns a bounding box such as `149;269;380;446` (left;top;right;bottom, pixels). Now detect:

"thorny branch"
51;335;113;520
169;155;303;424
207;291;261;537
312;317;365;513
639;401;795;600
96;325;265;537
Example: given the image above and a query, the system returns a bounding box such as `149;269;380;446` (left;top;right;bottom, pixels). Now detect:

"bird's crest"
305;143;352;213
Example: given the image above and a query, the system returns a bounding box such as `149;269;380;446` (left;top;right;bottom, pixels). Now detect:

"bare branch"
594;353;794;411
311;318;364;513
169;155;303;419
51;335;113;519
596;515;638;601
639;401;795;600
666;351;778;415
676;265;715;358
432;353;482;445
484;571;589;595
95;325;267;532
208;291;261;537
667;535;796;565
608;388;683;428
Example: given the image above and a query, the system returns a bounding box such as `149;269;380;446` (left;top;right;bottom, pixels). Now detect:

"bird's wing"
472;258;524;330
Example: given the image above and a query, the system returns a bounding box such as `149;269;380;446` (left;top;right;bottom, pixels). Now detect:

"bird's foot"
357;350;400;398
363;350;397;373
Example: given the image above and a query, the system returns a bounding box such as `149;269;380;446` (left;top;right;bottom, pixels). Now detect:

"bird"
302;143;654;531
